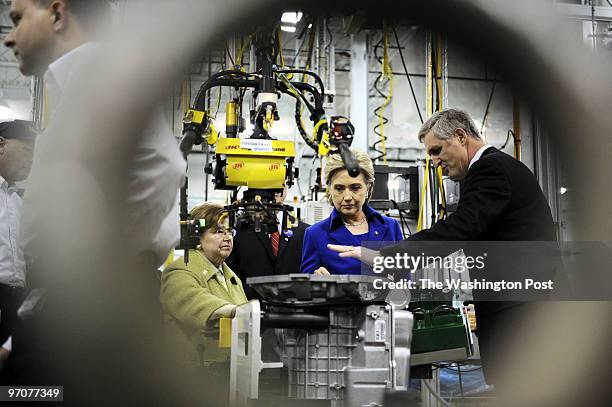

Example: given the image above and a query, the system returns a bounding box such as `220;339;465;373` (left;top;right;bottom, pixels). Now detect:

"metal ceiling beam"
557;3;612;21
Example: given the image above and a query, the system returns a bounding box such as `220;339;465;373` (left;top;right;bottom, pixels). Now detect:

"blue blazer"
301;205;403;275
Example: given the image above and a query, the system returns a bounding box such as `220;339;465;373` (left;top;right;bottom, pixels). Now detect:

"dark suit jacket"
381;146;556;285
226;222;309;300
380;147;557;382
384;147;556;244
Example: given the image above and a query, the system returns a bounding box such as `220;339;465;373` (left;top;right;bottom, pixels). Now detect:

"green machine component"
410;301;470;354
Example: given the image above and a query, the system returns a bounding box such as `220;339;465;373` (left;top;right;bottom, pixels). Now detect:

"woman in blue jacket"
301;149;403;275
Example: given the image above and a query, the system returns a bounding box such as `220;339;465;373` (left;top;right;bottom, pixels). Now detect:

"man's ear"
49;1;68;31
455;128;467;145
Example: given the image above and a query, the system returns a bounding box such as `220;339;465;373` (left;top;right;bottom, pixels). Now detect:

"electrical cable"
294;142;309;199
417;158;430;231
276;28;286;68
430;32;442;113
437;167;446;220
291;33;309;68
390;199;412;237
294;100;318;150
276;69;325;99
422;378;452;407
194;69;256;110
372;31;392;164
212;86;223;119
480;71;497;136
429;163;436;226
325;18;333;51
393;26;424;124
225;42;236;67
275;73;322;151
456;363;464;400
500;129;514;150
442;365;482;373
236;33;254;68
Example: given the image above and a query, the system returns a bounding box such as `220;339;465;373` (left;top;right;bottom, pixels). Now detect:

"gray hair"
417;108;482;142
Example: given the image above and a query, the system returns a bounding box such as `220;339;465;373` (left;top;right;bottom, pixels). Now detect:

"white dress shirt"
468;144;493;170
23;43;186;267
0;175;26;288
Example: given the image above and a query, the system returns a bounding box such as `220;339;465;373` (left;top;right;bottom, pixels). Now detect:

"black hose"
179;128;198;159
338;143;360;178
294;99;318;151
393;26;424;124
278;82;316;114
261;313;329;330
276;69;325;99
195;78;259;110
289;82;325;124
372;35;389;163
194;70;259;110
194;69;254;106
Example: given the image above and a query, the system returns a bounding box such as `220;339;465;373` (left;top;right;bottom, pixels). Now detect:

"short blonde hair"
323;149;375;203
189;202;227;235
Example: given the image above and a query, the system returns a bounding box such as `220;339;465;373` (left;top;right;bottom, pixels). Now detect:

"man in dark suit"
226;190;309;300
329;108;557;394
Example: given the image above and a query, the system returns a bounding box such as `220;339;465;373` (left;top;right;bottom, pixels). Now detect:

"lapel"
276;228;293;259
254;231;276;262
329;223;358;245
220;263;244;302
193;250;234;302
367;219;386;241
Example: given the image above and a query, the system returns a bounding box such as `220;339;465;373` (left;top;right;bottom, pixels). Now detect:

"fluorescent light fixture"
560;187;567;195
281;25;296;33
281;12;302;24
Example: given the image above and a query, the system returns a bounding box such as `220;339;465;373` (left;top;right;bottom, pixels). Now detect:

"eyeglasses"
211;227;236;238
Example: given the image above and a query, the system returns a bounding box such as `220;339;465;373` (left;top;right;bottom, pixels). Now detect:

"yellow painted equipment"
216;138;295;189
218;317;232;348
185;108;206;125
225;101;239;137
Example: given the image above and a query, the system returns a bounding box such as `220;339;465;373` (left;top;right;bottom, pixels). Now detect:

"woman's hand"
314;266;331;276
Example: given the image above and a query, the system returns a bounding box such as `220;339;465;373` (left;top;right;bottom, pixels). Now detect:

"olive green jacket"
160;249;248;365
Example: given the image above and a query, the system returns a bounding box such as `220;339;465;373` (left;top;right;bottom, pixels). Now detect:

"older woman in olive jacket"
160;202;248;366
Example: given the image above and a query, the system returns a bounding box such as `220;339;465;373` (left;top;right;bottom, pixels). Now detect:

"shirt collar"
0;174;8;189
44;42;100;96
468;144;493;170
329;204;383;230
0;176;21;195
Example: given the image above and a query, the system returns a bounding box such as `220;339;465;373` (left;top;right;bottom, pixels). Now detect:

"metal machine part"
230;275;414;407
247;274;389;305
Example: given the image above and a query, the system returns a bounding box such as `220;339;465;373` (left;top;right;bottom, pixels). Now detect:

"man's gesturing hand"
328;244;381;266
327;244;362;259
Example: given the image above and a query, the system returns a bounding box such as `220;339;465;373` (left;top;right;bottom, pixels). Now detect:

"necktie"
270;231;280;256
